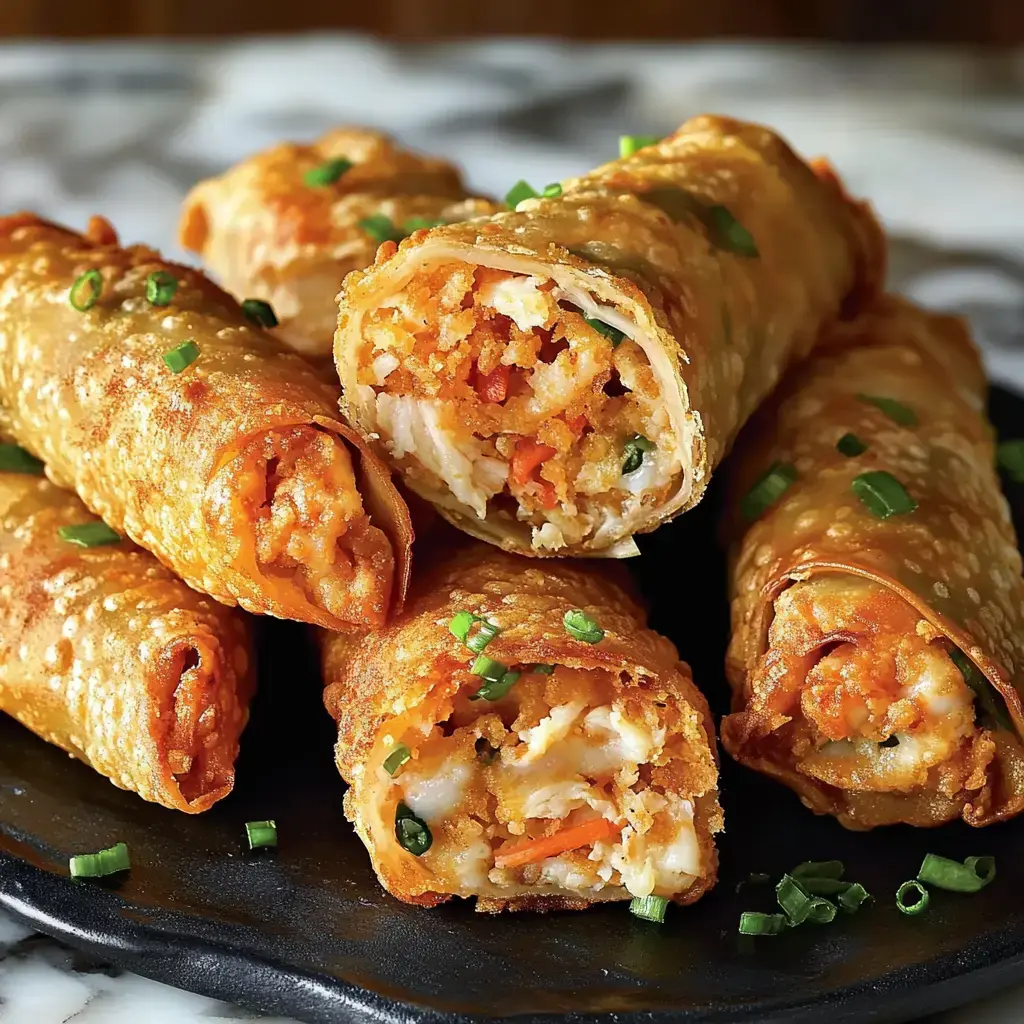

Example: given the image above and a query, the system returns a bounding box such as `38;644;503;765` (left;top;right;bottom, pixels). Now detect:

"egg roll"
323;539;721;911
335;115;883;559
0;446;253;811
180;128;499;358
721;296;1024;829
0;213;412;631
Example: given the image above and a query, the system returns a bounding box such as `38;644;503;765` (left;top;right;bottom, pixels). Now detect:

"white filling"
399;759;471;822
476;275;550;331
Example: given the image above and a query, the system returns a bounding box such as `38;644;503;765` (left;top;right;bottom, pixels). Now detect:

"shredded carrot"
510;438;557;485
476;363;510;403
493;817;621;870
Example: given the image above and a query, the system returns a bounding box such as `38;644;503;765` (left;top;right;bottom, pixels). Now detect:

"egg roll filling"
366;665;710;902
352;262;683;555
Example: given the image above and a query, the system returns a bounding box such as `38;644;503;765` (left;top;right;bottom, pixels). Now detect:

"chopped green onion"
583;316;626;346
563;609;604;644
471;670;520;703
858;394;917;427
838;882;871;913
949;648;1013;732
245;820;278;849
529;663;556;675
791;860;845;880
629;895;669;923
775;874;837;925
836;433;867;457
241;298;279;329
740;462;798;522
403;216;446;234
619;134;661;158
69;841;130;879
395;802;432;856
622;434;655;475
703;204;759;258
358;214;405;245
997;440;1024;483
467;620;501;656
851;471;917;519
69;269;103;311
449;610;477;642
0;443;44;475
163;339;201;374
470;654;508;682
303;157;353;187
58;522;121;548
917;853;995;893
542;183;563;198
738;911;788;936
896;879;929;915
382;744;411;776
145;270;178;307
504;180;539;208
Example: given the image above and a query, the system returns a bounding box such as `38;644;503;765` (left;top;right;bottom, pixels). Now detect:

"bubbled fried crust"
0;213;412;629
180;127;499;358
323;536;722;911
0;468;254;812
722;296;1024;827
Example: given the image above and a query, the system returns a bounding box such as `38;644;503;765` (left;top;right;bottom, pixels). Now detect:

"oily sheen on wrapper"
323;539;722;912
722;297;1024;829
335;115;884;558
0;461;254;812
180;127;499;358
0;214;412;631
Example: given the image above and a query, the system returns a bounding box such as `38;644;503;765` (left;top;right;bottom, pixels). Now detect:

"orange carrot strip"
476;364;510;403
494;817;621;870
510;438;557;485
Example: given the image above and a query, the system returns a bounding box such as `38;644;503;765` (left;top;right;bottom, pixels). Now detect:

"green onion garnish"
0;443;44;475
241;298;279;329
245;820;278;850
69;841;130;879
997;440;1024;483
836;433;867;457
583;316;626;346
163;339;200;374
738;911;788;936
145;270;178;307
470;654;507;682
703;204;759;258
58;522;121;548
465;619;501;655
619;134;661;158
449;610;477;642
529;663;556;675
303;157;353;188
896;879;929;915
358;214;406;245
69;269;103;311
629;895;669;923
504;180;539;208
622;434;655;475
740;462;798;522
838;883;871;913
563;609;604;644
858;394;917;427
917;853;995;893
395;802;432;856
471;669;520;702
949;648;1013;732
403;216;446;234
851;471;917;519
542;183;563;198
382;744;411;776
775;874;837;925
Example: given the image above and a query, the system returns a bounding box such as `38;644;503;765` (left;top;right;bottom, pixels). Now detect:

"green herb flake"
851;471;917;519
583;316;626;346
145;270;178;307
303;157;353;188
896;879;929;915
997;440;1024;483
358;214;406;245
542;183;563;198
740;462;798;522
836;433;867;457
245;820;278;850
949;648;1014;733
622;434;655;475
738;911;789;936
382;744;411;776
629;895;668;924
619;134;662;158
858;394;917;427
504;180;539;208
563;609;605;644
69;841;130;879
163;339;201;374
703;204;759;257
58;522;121;548
69;269;103;312
395;802;432;856
403;216;446;234
0;443;44;475
241;298;279;329
917;852;995;893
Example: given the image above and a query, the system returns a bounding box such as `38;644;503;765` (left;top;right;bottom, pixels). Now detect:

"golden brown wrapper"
323;538;721;912
0;460;254;812
336;114;883;557
0;213;412;631
180;127;499;358
722;296;1024;828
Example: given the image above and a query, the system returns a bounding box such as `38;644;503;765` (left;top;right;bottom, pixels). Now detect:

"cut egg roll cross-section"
323;539;722;912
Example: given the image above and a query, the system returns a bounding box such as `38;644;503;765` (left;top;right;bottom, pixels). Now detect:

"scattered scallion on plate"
738;911;788;936
69;269;103;311
303;157;353;188
145;270;178;307
246;820;278;850
0;443;44;475
69;841;130;879
896;879;929;915
563;609;604;644
58;522;121;548
629;895;669;924
917;853;995;893
163;340;201;374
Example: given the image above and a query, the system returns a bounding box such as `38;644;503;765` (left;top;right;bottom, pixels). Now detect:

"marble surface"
1;34;1023;1024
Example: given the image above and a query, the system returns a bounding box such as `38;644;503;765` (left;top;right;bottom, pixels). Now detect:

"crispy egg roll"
180;128;499;358
0;445;253;811
324;540;721;911
0;213;412;631
335;115;883;559
722;296;1024;829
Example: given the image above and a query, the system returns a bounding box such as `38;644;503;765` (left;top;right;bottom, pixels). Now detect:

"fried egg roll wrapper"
722;296;1024;829
324;541;722;912
336;114;883;559
0;463;254;812
0;214;412;631
180;128;499;358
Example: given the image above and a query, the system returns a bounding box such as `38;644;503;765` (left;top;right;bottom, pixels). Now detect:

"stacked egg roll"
722;297;1024;829
335;115;883;558
323;538;722;911
180;128;499;358
0;213;412;631
0;443;253;811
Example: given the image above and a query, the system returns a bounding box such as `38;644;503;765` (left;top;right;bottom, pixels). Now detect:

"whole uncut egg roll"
0;441;253;811
0;213;412;631
323;539;722;911
335;115;883;558
721;297;1024;829
180;128;499;358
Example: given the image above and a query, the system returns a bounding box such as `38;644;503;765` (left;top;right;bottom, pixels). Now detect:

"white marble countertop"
1;34;1023;1024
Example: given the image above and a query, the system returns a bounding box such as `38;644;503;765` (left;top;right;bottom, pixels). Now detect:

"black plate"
3;387;1024;1024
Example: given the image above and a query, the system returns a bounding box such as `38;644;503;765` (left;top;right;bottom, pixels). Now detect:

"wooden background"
1;0;1022;43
